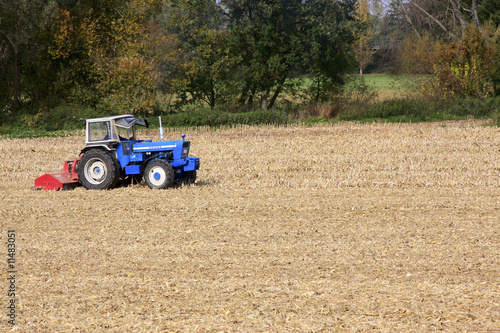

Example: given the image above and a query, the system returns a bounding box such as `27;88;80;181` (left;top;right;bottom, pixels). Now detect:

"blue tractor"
34;114;200;190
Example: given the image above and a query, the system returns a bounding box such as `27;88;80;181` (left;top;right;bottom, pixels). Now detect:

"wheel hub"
148;166;166;186
85;159;107;185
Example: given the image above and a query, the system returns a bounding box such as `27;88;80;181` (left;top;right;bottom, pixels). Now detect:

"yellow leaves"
353;0;373;73
96;56;158;113
355;0;371;24
66;1;164;113
423;26;495;98
48;9;74;60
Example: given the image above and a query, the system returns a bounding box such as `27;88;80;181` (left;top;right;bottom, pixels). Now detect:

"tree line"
0;0;362;114
1;0;500;117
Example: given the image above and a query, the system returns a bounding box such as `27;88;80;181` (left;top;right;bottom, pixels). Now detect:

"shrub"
337;97;500;123
423;26;495;99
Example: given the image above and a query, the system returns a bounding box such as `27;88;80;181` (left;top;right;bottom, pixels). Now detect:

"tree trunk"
12;9;20;113
449;0;468;38
209;89;215;109
13;45;19;113
397;0;421;38
411;1;458;40
471;0;480;28
238;81;251;106
261;94;268;110
268;76;286;109
314;78;321;103
247;83;257;106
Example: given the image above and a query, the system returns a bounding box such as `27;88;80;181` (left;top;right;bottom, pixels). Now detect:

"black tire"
78;149;120;190
144;160;174;189
175;170;197;185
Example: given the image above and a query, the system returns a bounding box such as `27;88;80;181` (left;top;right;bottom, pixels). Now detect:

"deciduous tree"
223;0;357;108
354;0;374;75
0;0;58;112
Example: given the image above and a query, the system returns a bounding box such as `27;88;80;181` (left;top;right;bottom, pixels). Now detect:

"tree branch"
0;30;16;50
471;0;480;28
396;0;421;38
410;1;458;40
448;0;467;38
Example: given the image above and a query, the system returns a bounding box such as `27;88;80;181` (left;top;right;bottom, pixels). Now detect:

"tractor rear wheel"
78;149;120;190
144;160;174;189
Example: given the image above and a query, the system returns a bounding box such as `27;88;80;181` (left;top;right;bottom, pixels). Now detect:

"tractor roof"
86;115;148;128
87;114;134;122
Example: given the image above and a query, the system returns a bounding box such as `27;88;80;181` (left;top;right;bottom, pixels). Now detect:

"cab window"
117;126;135;141
89;121;110;141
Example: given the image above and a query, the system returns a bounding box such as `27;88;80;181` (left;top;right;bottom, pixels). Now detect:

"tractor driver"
117;126;134;141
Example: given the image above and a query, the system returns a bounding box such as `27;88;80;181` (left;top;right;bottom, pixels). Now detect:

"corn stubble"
0;121;499;332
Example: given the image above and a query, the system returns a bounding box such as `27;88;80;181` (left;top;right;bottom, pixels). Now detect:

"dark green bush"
337;97;500;123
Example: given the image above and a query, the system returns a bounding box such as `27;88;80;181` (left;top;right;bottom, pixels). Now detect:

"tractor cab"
85;115;148;147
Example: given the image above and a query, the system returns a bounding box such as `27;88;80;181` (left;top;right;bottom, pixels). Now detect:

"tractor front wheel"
78;149;120;190
144;160;174;189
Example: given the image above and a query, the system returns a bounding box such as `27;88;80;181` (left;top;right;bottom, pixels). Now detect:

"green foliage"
424;26;494;99
0;0;59;112
478;0;500;27
96;57;158;114
165;0;231;109
0;104;102;138
489;27;500;96
490;111;500;127
3;0;499;132
0;104;290;138
297;0;357;103
337;96;500;122
0;0;163;114
2;94;499;139
166;0;357;109
0;0;360;117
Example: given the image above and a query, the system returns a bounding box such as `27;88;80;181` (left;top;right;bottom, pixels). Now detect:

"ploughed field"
1;121;499;332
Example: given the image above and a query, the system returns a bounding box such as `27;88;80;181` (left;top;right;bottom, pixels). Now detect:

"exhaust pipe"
159;116;164;141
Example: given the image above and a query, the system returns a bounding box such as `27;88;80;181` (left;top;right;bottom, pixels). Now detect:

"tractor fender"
80;143;118;156
79;146;121;173
140;156;166;175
